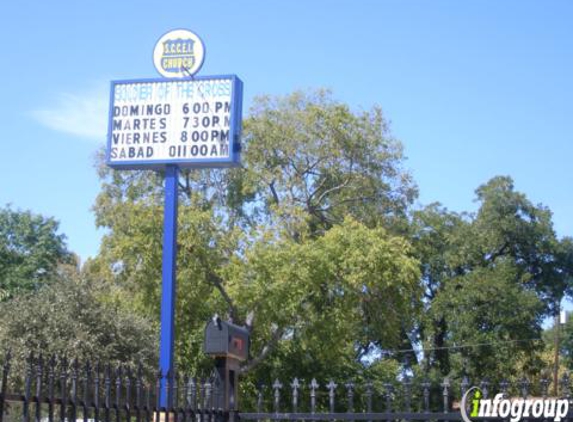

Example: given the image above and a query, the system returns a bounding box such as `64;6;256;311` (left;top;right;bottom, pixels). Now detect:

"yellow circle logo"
153;29;205;78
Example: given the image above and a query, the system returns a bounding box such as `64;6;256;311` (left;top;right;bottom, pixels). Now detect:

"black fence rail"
240;373;573;421
0;352;224;422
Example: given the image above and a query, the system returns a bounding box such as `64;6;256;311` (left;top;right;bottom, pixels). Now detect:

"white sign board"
106;75;243;169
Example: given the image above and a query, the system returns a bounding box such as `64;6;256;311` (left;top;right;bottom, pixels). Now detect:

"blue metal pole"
159;164;179;407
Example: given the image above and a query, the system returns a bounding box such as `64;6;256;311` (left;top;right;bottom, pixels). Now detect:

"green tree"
411;177;573;379
225;217;421;382
243;90;417;237
409;202;469;373
0;205;72;299
470;176;571;310
0;267;158;380
88;89;421;379
430;263;544;382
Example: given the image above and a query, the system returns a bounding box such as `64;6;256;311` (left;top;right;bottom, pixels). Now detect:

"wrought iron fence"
2;351;573;422
0;352;223;422
239;373;573;421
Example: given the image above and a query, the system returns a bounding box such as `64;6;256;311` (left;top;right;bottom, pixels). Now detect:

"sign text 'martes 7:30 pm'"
106;75;243;169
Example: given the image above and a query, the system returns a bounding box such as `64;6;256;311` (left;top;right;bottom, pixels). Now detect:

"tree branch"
315;178;352;204
245;310;255;332
206;271;240;323
240;325;285;374
178;171;192;198
303;157;325;176
316;195;378;213
307;177;329;204
185;243;240;323
269;180;280;205
485;241;510;263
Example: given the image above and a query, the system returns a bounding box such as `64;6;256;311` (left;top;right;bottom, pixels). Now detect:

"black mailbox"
204;318;249;361
204;317;250;413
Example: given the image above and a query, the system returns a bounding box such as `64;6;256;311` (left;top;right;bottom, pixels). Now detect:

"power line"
377;338;545;357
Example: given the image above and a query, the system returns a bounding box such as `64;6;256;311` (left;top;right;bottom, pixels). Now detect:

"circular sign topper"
153;29;205;78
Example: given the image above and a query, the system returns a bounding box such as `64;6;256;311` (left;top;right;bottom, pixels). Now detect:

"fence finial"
365;380;373;414
309;379;319;414
441;378;450;413
499;379;509;398
540;376;550;398
272;379;282;413
345;381;355;413
291;378;300;413
256;382;264;414
421;378;431;413
518;377;530;399
560;372;570;399
384;382;394;413
327;380;337;413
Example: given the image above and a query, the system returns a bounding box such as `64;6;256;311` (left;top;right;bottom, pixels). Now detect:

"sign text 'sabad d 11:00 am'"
106;75;243;169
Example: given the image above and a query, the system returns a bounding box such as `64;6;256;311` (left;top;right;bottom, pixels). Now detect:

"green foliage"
243;89;417;236
225;217;421;382
471;176;571;309
0;268;158;380
544;311;573;372
88;88;573;384
88;89;421;379
88;183;240;374
411;176;573;379
0;205;72;299
430;263;544;381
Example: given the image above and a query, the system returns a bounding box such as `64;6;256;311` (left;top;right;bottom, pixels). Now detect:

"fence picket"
327;381;336;414
291;378;299;413
403;375;411;412
309;379;318;415
145;383;151;422
155;370;162;422
364;381;372;414
104;363;111;422
345;382;354;413
115;366;122;422
35;355;44;422
421;378;430;413
441;378;450;414
23;352;33;422
83;361;90;422
0;351;10;422
71;359;79;422
60;357;69;422
272;379;282;414
256;383;263;414
383;382;393;413
94;361;100;422
125;367;132;422
560;373;570;399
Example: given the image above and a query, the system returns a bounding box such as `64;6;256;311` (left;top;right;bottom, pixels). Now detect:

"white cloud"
31;84;108;142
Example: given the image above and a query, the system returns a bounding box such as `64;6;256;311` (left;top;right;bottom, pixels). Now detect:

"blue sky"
1;0;572;263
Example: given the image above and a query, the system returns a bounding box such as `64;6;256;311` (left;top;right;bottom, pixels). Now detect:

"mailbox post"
204;317;249;413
